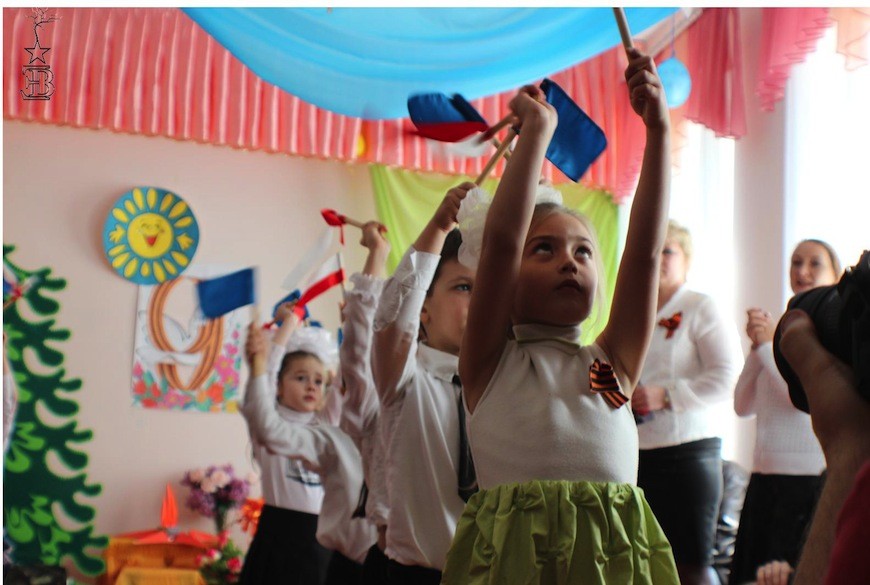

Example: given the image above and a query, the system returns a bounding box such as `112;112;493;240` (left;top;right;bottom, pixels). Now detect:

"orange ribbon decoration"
658;311;683;339
589;359;629;409
148;278;224;391
239;498;264;536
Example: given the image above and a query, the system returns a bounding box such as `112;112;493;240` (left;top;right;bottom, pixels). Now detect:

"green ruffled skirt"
441;480;678;585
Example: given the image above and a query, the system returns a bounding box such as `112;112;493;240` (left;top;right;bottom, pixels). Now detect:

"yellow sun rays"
104;187;199;285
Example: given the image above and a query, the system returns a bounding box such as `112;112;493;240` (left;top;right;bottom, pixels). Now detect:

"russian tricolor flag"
407;93;489;143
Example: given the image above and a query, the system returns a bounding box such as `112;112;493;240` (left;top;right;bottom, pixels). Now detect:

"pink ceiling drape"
755;8;870;111
4;7;748;204
756;8;833;112
360;8;747;202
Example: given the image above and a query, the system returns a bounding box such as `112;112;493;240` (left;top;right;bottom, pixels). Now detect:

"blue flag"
197;268;256;319
407;92;489;142
540;79;607;182
272;290;309;325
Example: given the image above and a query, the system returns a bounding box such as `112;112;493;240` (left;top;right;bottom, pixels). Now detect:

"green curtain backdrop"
369;164;619;343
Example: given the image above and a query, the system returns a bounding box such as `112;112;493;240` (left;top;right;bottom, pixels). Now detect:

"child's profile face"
421;259;476;356
513;212;597;326
277;355;326;413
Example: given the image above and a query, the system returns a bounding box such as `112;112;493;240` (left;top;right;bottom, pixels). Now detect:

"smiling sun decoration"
103;187;199;284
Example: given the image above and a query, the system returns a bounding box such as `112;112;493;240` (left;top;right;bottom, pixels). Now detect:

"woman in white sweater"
728;239;841;585
633;220;743;585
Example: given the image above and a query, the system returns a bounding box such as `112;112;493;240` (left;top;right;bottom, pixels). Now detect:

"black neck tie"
352;481;368;519
453;374;478;502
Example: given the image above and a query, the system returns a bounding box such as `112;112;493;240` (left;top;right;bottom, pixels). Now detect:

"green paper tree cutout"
3;244;108;576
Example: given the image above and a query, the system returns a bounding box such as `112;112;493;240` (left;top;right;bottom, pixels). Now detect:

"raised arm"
371;187;471;405
460;88;557;412
264;301;301;383
597;48;671;389
340;221;389;441
240;323;323;462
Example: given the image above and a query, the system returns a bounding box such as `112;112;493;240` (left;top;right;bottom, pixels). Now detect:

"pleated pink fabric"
4;7;749;203
4;7;361;160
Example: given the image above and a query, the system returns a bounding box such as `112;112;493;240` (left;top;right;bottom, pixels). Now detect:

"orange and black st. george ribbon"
658;311;682;339
589;359;629;409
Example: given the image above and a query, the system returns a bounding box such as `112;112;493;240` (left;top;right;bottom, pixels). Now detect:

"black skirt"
728;472;824;585
240;504;333;585
324;550;364;585
638;437;723;566
362;544;389;585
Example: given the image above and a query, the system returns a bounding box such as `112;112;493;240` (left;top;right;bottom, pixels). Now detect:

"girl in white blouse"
443;48;679;585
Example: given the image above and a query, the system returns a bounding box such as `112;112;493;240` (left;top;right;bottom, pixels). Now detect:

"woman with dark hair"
729;239;841;585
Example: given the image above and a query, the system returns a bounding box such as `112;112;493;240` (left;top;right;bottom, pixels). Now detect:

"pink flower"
210;470;230;488
227;557;242;573
132;362;144;378
201;478;217;494
189;468;206;483
208;549;221;561
225;343;238;357
164;389;190;408
214;355;234;373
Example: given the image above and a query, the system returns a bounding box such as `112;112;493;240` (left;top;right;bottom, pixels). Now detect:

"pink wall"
3;119;378;576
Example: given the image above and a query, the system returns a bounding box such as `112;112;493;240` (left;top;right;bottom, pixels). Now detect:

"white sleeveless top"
466;324;639;489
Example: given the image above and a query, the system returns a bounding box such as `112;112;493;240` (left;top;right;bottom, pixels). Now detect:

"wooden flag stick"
475;128;517;186
481;115;514;141
613;8;634;53
489;137;511;160
341;216;366;229
250;307;266;375
336;252;347;301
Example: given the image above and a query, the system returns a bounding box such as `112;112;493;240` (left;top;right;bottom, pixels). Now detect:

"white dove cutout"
135;310;203;368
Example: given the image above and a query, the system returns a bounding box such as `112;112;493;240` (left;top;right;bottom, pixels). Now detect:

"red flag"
293;254;345;319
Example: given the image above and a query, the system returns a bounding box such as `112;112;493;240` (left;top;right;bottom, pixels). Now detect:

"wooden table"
101;537;206;585
114;567;205;585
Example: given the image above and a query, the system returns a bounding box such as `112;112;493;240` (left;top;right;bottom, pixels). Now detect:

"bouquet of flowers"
182;464;254;533
197;532;244;585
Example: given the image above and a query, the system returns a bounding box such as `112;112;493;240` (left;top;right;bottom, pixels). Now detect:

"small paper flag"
408;93;489;143
197;268;255;319
540;78;607;182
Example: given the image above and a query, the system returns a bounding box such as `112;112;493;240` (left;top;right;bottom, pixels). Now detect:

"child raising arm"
445;48;678;585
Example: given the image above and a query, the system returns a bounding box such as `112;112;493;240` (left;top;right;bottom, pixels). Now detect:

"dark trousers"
385;559;442;585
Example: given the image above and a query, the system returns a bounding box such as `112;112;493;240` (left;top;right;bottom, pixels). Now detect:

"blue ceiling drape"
183;7;677;120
